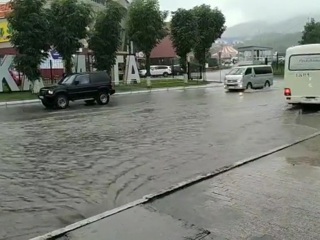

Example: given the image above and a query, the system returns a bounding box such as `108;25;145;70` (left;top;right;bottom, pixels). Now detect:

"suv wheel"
55;94;69;109
97;92;110;105
163;72;168;77
41;100;54;109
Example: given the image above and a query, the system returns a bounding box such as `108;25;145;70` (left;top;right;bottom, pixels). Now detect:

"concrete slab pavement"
149;135;320;240
55;206;211;240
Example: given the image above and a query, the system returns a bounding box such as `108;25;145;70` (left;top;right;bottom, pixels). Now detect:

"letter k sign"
0;55;20;92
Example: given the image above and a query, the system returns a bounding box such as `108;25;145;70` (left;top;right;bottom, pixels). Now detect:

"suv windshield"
227;68;246;75
60;75;76;85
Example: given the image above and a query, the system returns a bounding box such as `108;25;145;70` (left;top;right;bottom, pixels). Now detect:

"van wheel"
264;81;270;88
96;91;110;105
246;83;253;90
55;94;69;109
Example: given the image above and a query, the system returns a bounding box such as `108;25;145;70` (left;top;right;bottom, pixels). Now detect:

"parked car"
38;71;115;109
172;65;184;75
9;68;24;86
139;65;172;77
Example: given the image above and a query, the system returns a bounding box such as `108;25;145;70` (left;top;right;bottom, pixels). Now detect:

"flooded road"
1;80;320;239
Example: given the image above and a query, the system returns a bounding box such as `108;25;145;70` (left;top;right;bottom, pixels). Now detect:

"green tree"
49;0;93;74
170;9;197;73
299;18;320;44
7;0;50;84
127;0;167;76
192;5;226;69
89;1;125;73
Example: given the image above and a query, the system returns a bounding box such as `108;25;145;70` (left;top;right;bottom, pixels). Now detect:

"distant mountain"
223;14;320;38
223;21;268;38
239;32;302;53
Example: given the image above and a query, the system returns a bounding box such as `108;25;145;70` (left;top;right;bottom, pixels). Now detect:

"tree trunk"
202;50;207;81
145;53;151;77
65;57;73;75
31;78;44;93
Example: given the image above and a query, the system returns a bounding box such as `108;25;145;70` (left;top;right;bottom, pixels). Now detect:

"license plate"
304;98;317;102
39;96;44;99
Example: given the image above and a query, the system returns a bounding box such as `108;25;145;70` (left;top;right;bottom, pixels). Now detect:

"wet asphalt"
1;79;320;239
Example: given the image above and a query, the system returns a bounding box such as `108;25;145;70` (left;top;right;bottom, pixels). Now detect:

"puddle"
251;235;274;240
286;156;320;167
132;108;155;114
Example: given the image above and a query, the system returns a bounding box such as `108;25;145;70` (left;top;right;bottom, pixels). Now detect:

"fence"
187;62;203;80
272;54;285;76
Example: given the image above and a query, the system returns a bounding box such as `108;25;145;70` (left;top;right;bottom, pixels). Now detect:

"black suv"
38;71;115;109
172;65;184;75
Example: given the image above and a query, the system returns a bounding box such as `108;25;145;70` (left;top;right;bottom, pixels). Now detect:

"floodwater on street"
2;80;320;239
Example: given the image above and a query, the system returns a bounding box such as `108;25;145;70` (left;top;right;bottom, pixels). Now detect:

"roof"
0;3;11;19
286;44;320;55
212;45;238;59
237;46;273;51
150;36;176;59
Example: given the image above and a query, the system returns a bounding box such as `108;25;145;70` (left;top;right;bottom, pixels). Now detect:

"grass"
0;91;37;102
273;68;284;76
273;65;284;76
0;79;209;102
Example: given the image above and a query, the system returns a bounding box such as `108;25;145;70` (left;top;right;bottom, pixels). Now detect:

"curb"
0;84;223;108
30;130;320;240
0;99;40;107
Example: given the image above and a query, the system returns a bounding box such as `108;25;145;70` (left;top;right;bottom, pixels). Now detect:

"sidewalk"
32;130;320;240
149;135;320;239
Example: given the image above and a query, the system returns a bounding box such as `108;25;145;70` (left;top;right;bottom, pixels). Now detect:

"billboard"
0;20;10;43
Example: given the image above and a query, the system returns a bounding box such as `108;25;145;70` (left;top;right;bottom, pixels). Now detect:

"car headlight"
48;90;54;94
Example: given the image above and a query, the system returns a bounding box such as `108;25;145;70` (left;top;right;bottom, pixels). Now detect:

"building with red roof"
150;35;178;65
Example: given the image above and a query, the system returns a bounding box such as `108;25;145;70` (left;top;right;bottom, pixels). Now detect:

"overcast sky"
159;0;320;26
0;0;318;27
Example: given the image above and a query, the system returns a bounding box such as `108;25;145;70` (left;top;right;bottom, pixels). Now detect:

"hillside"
223;14;320;38
235;32;302;53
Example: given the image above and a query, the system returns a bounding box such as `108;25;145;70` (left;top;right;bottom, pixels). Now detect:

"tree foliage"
192;5;226;67
89;1;125;73
49;0;93;74
7;0;51;82
170;9;197;73
127;0;167;76
299;18;320;44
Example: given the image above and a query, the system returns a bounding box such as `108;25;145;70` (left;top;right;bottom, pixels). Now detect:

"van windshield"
227;68;246;75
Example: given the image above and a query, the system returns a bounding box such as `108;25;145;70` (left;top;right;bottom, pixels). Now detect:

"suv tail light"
284;88;291;96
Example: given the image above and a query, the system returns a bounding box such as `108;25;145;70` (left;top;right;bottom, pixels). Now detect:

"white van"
284;44;320;104
224;65;273;91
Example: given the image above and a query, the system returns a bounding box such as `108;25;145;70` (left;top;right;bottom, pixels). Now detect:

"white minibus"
224;65;273;91
284;44;320;104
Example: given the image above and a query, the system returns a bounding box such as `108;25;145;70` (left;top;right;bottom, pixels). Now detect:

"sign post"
218;51;222;83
